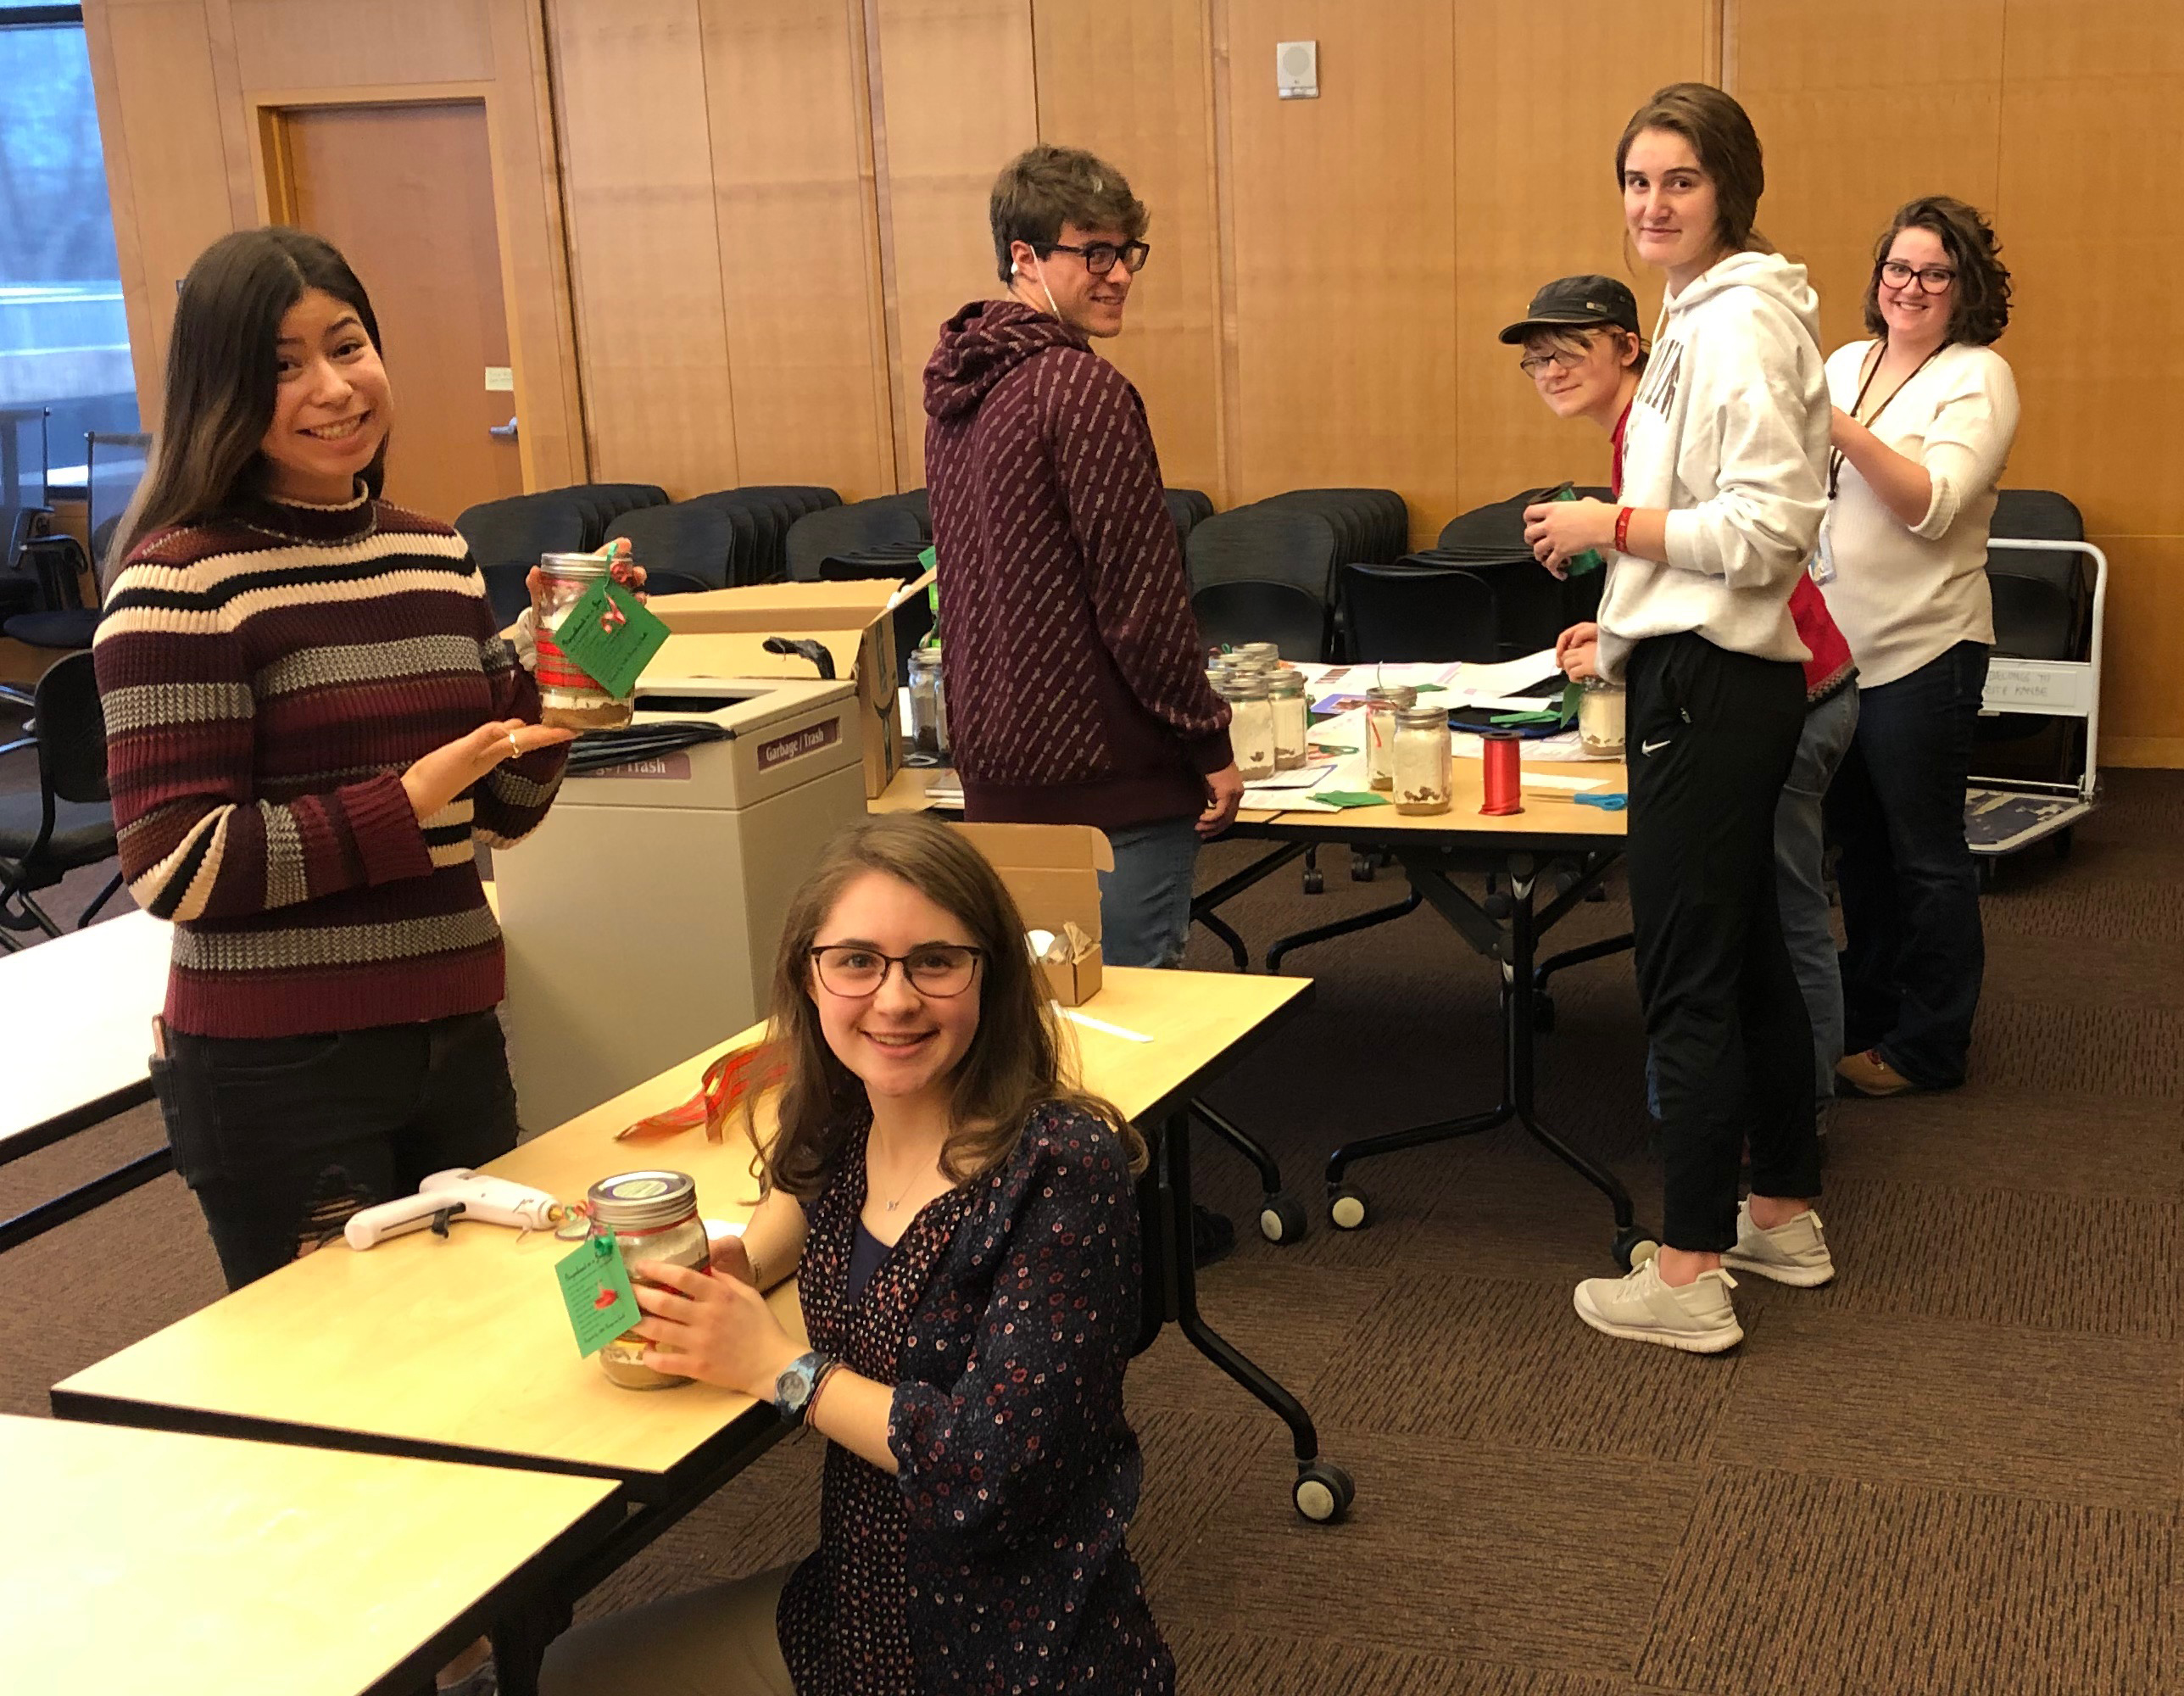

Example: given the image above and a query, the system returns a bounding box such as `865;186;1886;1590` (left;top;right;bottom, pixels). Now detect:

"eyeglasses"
1039;240;1150;276
1879;259;1956;293
808;943;983;998
1518;345;1593;378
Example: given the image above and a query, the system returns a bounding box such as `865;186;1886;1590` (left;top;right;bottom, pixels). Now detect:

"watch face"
778;1358;816;1406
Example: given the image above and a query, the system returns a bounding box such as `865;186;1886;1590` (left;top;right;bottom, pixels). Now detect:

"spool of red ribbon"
1479;731;1523;815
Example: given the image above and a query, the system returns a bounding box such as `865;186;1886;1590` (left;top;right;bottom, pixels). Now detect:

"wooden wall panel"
1733;0;2005;359
1219;0;1458;542
226;0;497;90
88;1;237;428
869;0;1038;488
1450;0;1713;514
2094;536;2184;768
1034;1;1225;499
548;0;739;494
702;0;896;501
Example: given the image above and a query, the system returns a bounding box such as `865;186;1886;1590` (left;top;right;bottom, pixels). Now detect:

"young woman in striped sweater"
95;227;638;1292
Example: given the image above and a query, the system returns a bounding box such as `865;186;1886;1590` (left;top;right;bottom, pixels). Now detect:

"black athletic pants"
1624;633;1821;1252
150;1009;521;1290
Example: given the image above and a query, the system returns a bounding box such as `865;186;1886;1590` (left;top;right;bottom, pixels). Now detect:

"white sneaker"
1721;1200;1836;1287
1572;1258;1743;1353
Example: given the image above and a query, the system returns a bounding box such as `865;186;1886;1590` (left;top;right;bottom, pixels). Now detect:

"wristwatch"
773;1349;837;1425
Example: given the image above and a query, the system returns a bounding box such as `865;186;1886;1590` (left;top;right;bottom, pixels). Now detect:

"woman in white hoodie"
1523;83;1830;1353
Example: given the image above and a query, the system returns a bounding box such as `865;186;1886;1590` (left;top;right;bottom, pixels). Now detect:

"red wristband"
1613;506;1634;553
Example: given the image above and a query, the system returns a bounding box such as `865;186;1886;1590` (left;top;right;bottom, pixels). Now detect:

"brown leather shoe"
1836;1048;1918;1098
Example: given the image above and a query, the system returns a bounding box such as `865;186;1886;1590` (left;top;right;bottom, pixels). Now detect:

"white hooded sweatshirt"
1596;250;1830;681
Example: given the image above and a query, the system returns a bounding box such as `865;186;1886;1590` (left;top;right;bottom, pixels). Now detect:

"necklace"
869;1133;931;1213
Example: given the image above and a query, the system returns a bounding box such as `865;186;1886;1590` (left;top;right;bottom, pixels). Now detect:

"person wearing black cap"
1500;275;1646;484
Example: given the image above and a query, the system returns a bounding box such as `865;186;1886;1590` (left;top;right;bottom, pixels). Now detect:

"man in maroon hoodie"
923;144;1240;969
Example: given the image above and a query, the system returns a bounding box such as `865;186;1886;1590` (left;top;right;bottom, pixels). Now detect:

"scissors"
1573;790;1628;812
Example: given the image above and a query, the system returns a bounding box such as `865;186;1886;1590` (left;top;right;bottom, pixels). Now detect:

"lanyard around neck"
1828;340;1942;499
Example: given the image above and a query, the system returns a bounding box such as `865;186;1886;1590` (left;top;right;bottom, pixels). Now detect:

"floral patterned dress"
775;1102;1173;1694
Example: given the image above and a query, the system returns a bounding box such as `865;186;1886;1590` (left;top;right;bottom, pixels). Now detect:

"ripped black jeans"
150;1010;521;1291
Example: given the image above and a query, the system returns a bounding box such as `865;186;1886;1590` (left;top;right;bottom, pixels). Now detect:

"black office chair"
1432;485;1609;657
455;491;590;626
0;651;122;950
1979;488;2097;788
605;502;737;594
785;495;928;582
1186;507;1339;660
687;485;841;583
1164;487;1215;549
1340;562;1501;663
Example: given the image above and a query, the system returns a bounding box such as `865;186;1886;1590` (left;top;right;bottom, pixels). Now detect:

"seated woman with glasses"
540;812;1172;1696
1819;196;2020;1101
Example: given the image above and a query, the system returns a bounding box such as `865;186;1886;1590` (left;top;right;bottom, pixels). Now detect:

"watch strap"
774;1349;835;1423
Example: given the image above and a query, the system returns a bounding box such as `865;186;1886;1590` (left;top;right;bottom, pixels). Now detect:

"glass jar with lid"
1221;675;1276;782
1579;677;1626;757
907;644;948;764
587;1169;710;1390
1392;704;1453;814
1266;671;1309;771
1364;684;1418;791
1234;642;1282;668
531;554;636;730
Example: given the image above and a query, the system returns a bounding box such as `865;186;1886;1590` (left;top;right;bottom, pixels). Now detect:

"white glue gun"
343;1169;567;1250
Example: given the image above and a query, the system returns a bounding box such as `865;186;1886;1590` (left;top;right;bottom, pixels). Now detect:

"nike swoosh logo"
1641;738;1673;756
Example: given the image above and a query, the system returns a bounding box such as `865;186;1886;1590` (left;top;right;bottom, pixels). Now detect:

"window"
0;3;139;491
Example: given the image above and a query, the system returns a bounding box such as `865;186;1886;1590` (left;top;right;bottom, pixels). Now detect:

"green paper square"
1312;790;1393;809
554;1234;642;1358
550;577;670;701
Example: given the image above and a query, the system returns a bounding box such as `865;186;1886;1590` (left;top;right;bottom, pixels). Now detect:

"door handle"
488;416;519;440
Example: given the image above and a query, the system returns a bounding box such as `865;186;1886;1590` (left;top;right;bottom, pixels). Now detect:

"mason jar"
1364;684;1418;791
532;554;635;730
1234;642;1282;669
907;645;948;764
1267;670;1309;771
1392;703;1453;814
1580;676;1626;757
588;1169;710;1390
1222;675;1276;783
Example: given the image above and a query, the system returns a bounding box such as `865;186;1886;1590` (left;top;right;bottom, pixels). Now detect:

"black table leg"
1154;1111;1352;1522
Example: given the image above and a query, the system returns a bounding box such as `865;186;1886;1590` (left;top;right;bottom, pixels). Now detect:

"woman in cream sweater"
1819;196;2020;1099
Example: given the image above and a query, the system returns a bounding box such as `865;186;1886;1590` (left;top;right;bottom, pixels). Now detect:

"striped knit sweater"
924;298;1231;829
93;486;566;1038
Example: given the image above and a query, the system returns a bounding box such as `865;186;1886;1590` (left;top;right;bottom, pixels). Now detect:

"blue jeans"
1775;686;1860;1113
1825;641;1990;1088
1099;817;1201;968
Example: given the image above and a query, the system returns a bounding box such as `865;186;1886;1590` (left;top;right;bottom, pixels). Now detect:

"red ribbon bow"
599;597;627;635
616;1041;778;1143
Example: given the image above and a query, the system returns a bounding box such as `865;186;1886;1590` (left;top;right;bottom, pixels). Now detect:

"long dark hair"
1860;195;2012;347
751;814;1141;1201
1615;82;1771;257
109;227;386;578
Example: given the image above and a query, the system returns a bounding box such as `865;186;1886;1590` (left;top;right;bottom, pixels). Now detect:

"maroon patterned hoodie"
924;298;1231;829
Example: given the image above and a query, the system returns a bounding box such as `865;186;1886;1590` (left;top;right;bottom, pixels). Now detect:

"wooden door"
274;101;524;521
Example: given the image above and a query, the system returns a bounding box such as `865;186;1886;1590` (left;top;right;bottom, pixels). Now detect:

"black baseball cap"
1497;275;1641;343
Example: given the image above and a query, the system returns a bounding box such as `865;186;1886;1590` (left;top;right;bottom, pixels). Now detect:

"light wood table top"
0;1412;616;1696
0;909;170;1151
55;967;1309;1483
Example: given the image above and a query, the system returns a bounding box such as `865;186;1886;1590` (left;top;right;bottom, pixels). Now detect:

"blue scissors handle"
1574;790;1628;812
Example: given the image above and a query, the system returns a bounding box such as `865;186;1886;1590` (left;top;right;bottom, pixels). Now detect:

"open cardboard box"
950;821;1111;1006
650;571;933;799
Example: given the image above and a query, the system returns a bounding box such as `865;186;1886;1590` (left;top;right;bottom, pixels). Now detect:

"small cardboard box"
651;571;932;800
950;821;1112;1006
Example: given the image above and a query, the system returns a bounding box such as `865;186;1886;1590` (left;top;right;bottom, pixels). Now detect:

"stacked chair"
1975;488;2101;797
1345;486;1608;666
1186;487;1408;661
785;491;930;583
1164;487;1215;550
455;483;669;624
605;486;842;594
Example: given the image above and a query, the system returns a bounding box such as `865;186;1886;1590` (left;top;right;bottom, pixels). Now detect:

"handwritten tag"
554;1233;641;1358
550;577;669;701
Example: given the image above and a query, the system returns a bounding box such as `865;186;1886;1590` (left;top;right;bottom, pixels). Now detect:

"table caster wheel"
1303;866;1325;895
1258;1191;1308;1244
1329;1187;1370;1231
1350;851;1375;883
1532;992;1557;1033
1612;1225;1660;1271
1293;1461;1354;1524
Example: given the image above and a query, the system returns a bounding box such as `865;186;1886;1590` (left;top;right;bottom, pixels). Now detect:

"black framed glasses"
1518;345;1591;378
1039;240;1150;276
808;943;983;998
1879;259;1956;293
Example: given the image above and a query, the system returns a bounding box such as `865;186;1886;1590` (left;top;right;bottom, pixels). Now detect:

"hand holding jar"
628;1257;803;1398
510;538;649;673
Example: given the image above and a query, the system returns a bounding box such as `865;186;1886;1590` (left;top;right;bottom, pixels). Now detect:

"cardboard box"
950;821;1112;1006
651;571;932;800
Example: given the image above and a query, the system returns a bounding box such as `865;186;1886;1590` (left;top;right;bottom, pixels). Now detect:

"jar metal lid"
1234;642;1280;661
1581;676;1624;692
588;1169;699;1230
538;553;610;579
1365;684;1418;706
1266;672;1306;697
1395;703;1447;728
1219;676;1270;700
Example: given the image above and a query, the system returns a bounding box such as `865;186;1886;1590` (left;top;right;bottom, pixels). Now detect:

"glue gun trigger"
429;1202;467;1239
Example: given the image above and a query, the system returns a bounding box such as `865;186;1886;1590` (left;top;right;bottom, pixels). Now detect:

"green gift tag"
554;1233;641;1359
1548;482;1607;576
550;577;670;701
1312;790;1393;809
1561;679;1582;725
